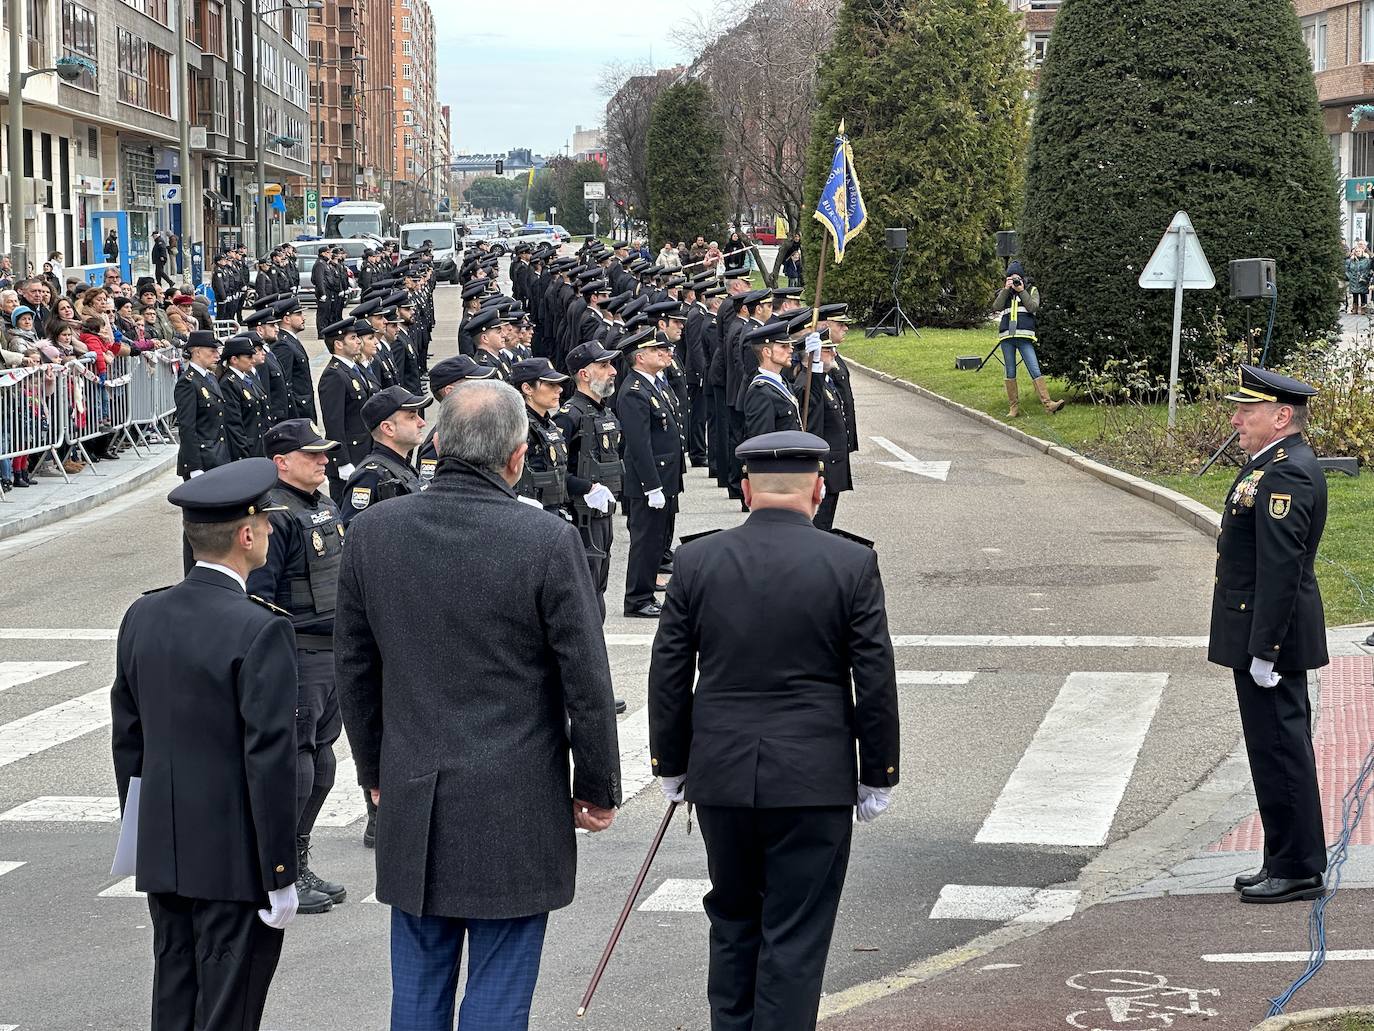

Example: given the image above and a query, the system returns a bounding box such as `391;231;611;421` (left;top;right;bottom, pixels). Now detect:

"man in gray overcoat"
334;379;622;1031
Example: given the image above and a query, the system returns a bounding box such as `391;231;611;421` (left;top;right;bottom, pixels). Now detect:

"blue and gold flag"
812;120;867;264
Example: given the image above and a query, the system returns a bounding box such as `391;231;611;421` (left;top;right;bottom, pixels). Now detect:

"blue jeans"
1000;337;1042;379
390;908;549;1031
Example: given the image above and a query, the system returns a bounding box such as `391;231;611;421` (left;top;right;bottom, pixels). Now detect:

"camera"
1010;276;1023;289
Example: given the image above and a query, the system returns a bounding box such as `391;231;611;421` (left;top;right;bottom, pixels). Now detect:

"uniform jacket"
317;356;373;473
800;371;854;494
1208;433;1328;672
272;331;316;420
619;370;683;498
744;372;802;437
111;567;298;901
219;368;268;458
256;341;294;424
334;459;622;918
340;441;424;525
648;508;901;806
173;366;233;476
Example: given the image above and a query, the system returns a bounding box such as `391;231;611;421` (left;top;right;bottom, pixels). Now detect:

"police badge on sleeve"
350;486;371;510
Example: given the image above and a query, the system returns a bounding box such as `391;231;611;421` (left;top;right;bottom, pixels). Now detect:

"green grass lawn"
844;327;1374;627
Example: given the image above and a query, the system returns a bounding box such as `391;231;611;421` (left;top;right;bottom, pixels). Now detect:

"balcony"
1313;64;1374;106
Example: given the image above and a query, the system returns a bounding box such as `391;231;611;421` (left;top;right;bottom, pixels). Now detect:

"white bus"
324;200;386;240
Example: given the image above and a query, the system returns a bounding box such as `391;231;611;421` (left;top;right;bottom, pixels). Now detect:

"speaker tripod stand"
866;247;920;338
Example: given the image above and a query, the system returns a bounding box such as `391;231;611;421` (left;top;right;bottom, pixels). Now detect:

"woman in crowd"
723;231;748;272
1345;241;1371;315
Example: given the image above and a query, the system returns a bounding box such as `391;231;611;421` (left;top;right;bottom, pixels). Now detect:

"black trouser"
315;297;331;336
661;510;677;571
813;491;840;531
1233;668;1327;878
727;407;746;496
577;513;614;621
710;386;730;487
147;892;284;1031
624;494;674;610
696;805;853;1031
688;382;709;464
154;262;175;289
295;644;341;838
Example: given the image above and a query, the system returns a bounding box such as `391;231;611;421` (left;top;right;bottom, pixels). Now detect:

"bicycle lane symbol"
1065;970;1220;1030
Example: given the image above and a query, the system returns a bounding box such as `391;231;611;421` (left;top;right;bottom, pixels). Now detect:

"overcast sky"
431;1;719;156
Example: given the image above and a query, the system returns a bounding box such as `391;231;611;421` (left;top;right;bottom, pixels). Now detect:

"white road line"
0;629;117;641
98;876;145;898
869;436;951;482
1;1023;18;1030
0;689;111;769
891;635;1208;648
975;671;1168;847
897;671;976;686
0;861;26;878
638;878;711;913
0;661;85;693
1203;950;1374;963
361;892;380;904
616;706;654;803
928;884;1080;924
0;796;120;822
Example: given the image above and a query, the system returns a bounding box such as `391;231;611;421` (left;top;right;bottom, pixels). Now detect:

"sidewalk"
0;441;177;542
823;648;1374;1030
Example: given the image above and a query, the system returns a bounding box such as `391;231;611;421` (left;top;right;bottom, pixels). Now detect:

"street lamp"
350;84;394;205
249;0;322;255
6;0;89;276
310;53;365;229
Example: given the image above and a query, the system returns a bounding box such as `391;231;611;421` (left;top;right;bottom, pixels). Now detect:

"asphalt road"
0;280;1241;1030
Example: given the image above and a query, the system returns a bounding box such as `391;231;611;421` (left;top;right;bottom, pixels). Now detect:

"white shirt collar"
755;368;787;388
195;561;246;592
334;354;356;369
635;369;659;389
1250;436;1286;461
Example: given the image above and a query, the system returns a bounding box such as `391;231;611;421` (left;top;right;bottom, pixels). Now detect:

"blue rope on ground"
1265;740;1374;1017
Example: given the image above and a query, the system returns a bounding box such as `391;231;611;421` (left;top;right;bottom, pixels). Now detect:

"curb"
1253;1005;1374;1029
845;359;1223;541
0;451;176;542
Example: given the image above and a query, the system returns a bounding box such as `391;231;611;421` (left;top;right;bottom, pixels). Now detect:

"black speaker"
1229;258;1276;300
885;228;908;251
996;231;1020;258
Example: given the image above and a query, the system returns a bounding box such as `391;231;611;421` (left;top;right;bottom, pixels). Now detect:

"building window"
60;1;98;91
232;16;242;71
402;39;412;55
1026;32;1050;67
402;87;413;102
403;63;413;79
402;110;414;124
1302;14;1327;72
404;132;414;150
117;27;149;109
1365;2;1374;63
402;15;410;31
147;44;171;114
120;0;168;26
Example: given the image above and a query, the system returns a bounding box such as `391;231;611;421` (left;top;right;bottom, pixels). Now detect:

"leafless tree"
599;61;681;220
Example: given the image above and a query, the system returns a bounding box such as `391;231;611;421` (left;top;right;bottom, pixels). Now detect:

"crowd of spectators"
0;267;210;491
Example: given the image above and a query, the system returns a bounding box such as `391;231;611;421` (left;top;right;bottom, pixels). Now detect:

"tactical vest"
268;487;344;625
566;394;624;517
352;446;424;500
998;288;1038;342
517;412;569;509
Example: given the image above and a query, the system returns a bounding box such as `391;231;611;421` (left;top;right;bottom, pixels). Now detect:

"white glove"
659;774;686;803
811;358;825;374
856;784;893;824
818;480;827;503
257;884;298;929
646;487;666;510
189;469;204;478
584;483;614;513
1249;656;1281;689
516;494;543;509
337;463;355;479
804;331;822;357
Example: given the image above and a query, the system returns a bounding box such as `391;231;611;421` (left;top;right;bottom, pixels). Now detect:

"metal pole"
249;0;266;254
8;0;27;276
312;56;321;226
177;0;194;279
1166;226;1185;431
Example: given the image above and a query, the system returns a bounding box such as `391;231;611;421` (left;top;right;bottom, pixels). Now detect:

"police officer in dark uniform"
272;295;317;421
795;328;854;531
173;330;232;479
340;386;430;526
742;320;805;437
648;430;900;1031
317;318;374;503
386;290;423;393
415;354;497;483
219;335;269;458
243;306;294;425
247;420;350;915
511;357;572;513
469;308;513;380
112;459;301;1031
1209;365;1329;904
556;343;623;620
619;331;683;618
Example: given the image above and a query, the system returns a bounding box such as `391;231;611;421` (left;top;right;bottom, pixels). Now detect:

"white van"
324;200;386;240
400;221;460;284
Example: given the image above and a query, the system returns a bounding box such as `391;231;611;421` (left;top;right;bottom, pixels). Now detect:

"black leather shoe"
615;698;627;715
1234;867;1268;891
295;883;335;915
1239;875;1325;904
624;602;663;618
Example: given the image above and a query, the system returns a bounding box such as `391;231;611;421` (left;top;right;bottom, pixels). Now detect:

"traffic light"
495;159;504;175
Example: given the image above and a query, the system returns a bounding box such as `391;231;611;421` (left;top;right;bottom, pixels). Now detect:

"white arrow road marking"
869;436;950;481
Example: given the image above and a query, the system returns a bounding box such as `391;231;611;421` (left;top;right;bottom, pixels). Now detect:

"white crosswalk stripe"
0;861;26;878
0;689;111;769
976;672;1168;847
896;671;976;685
638;878;711;913
98;876;145;899
0;662;85;694
0;796;120;822
928;884;1080;923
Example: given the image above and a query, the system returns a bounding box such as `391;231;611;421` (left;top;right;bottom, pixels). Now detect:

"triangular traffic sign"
1138;211;1216;290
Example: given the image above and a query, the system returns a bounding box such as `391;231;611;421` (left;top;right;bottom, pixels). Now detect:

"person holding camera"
994;260;1064;417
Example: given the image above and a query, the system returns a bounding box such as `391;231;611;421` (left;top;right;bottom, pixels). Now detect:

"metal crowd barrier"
0;346;182;501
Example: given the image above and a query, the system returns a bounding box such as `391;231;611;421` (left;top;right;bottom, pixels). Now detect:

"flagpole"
802;245;828;427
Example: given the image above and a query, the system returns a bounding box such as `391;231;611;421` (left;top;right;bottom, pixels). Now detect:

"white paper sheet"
110;777;140;877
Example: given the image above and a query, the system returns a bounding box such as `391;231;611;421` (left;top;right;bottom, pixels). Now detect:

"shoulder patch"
679;528;723;545
141;584;175;596
350;486;372;510
629;379;642;390
829;528;875;549
250;594;292;617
